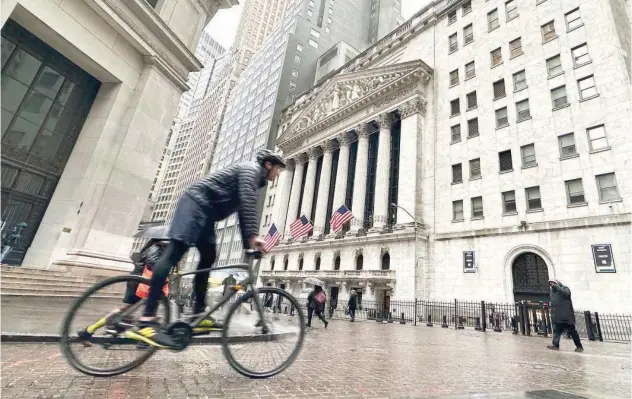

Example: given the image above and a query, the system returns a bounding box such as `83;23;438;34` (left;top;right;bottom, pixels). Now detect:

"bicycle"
60;250;306;379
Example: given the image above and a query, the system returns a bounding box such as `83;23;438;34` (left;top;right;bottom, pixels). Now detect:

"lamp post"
391;203;422;299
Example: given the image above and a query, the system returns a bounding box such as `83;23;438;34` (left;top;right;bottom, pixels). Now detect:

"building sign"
463;251;475;273
591;244;615;273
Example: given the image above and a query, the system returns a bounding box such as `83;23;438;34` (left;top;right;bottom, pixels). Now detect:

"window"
463;1;472;15
467;91;477;109
448;10;457;24
467;118;479;137
289;81;296;92
502;191;517;213
506;0;518;20
499;150;513;172
328;8;333;14
565;178;585;204
294;55;301;63
310;28;320;38
463;24;474;45
327;17;332;24
572;44;590;67
521;143;536;167
450;69;459;86
587;125;609;151
471;197;484;218
450;98;460;116
525;186;542;210
469;158;481;179
465;61;475;78
308;39;319;48
449;34;458;53
488;9;499;31
551;86;568;108
509;37;523;57
491;48;502;67
297;43;303;52
291;69;299;78
565;8;582;30
451;124;461;143
558;133;577;158
453;200;464;221
513;70;527;91
546;55;562;77
496;107;509;128
596;173;620;201
541;21;556;42
516;99;530;121
307;9;313;16
325;26;330;33
578;75;597;99
452;163;463;183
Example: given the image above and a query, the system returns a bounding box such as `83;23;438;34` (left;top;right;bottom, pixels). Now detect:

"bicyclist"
127;149;286;348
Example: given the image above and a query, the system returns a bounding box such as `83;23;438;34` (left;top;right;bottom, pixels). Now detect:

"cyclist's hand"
250;236;266;252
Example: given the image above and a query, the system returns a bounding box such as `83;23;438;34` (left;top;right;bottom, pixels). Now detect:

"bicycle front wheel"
222;287;306;378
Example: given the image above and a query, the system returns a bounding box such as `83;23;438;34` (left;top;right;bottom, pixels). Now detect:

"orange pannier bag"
135;266;169;299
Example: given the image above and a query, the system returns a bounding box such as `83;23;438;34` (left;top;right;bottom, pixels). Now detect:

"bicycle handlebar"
245;249;263;259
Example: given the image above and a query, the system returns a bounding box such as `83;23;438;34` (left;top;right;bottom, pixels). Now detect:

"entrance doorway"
329;286;339;308
512;252;550;302
1;20;100;264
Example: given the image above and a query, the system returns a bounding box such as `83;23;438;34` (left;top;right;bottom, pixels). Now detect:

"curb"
1;331;296;344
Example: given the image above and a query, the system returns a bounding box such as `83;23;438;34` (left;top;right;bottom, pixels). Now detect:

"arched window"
334;256;341;270
381;253;390;270
315;257;321;270
270;257;275;271
299;258;304;270
356;254;364;270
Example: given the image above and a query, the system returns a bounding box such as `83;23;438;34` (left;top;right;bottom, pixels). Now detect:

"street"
2;318;630;398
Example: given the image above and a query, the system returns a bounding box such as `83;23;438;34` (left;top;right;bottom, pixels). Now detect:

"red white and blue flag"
289;215;313;239
263;223;281;252
330;204;353;232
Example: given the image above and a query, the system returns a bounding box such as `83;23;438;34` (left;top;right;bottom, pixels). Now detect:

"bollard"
457;316;465;329
400;312;406;325
441;315;449;328
481;301;487;332
518;302;526;335
376;310;383;323
475;317;482;331
426;314;433;327
493;314;502;332
594;312;603;342
584;311;596;341
511;315;519;335
387;312;394;323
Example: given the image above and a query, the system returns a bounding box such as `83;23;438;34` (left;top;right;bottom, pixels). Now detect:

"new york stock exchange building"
258;0;632;315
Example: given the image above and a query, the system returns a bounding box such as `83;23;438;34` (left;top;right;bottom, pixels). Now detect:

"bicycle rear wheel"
60;275;170;377
221;287;306;378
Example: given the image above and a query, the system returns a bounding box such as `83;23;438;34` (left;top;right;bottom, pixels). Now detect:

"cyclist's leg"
193;242;216;314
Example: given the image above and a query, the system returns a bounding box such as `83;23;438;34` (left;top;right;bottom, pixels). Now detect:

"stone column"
347;123;370;236
274;159;295;236
396;98;424;228
300;147;321;220
284;153;307;239
369;113;392;233
327;132;350;237
313;141;334;238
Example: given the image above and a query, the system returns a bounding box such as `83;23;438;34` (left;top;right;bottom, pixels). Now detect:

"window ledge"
567;24;584;33
496;123;510;130
503;211;518;216
548;71;564;80
450;82;459;88
567;202;588;208
466;105;478;111
450;113;461;118
522;163;538;169
494;95;506;101
517;116;532;123
514;86;528;93
464;40;473;47
580;94;600;103
499;169;514;175
537;0;547;4
451;139;462;145
467;134;480;139
589;147;611;154
526;208;543;213
489;26;500;33
449;48;458;55
542;36;559;45
553;103;570;111
491;62;504;69
507;15;519;22
469;176;482;181
599;199;622;204
510;52;524;60
574;60;592;69
452;219;464;223
560;154;579;160
463;10;472;16
465;74;476;81
452;181;463;185
471;216;484;221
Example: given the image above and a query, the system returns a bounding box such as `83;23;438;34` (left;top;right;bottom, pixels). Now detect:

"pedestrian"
306;285;328;328
329;294;338;319
347;289;358;322
547;279;584;352
222;273;237;297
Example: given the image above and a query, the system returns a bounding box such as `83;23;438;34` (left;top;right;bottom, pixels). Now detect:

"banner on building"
591;244;616;273
463;251;475;273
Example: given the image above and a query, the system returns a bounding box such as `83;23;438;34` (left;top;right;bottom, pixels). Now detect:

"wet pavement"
2;317;630;398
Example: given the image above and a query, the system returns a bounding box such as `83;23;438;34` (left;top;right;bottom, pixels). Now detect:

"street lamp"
391;203;422;299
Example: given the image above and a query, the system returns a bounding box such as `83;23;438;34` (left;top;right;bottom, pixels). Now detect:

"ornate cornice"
308;147;322;160
399;97;427;118
376;113;392;129
285;158;296;172
337;132;351;146
321;140;335;153
356;123;371;139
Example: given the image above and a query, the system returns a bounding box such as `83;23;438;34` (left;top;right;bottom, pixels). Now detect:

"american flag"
330;204;353;232
289;215;313;239
263;223;281;252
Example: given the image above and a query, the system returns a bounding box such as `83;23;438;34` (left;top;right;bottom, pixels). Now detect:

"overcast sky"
205;0;427;50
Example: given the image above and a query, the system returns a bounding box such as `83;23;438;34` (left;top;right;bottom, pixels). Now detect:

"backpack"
314;291;326;304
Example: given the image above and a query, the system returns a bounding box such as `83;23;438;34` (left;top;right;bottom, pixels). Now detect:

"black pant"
144;239;216;317
552;322;583;348
307;307;326;326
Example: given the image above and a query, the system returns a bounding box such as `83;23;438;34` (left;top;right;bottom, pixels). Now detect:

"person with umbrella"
306;284;329;329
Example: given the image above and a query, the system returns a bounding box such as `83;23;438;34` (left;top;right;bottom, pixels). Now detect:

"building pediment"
277;60;432;151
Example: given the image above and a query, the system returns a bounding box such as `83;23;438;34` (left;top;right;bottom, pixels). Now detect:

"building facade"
1;0;238;271
260;0;632;314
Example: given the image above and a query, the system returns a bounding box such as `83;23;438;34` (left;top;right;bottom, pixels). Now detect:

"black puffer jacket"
186;162;267;247
549;280;575;324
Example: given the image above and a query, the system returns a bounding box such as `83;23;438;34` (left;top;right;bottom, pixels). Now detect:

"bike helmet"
256;149;286;168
